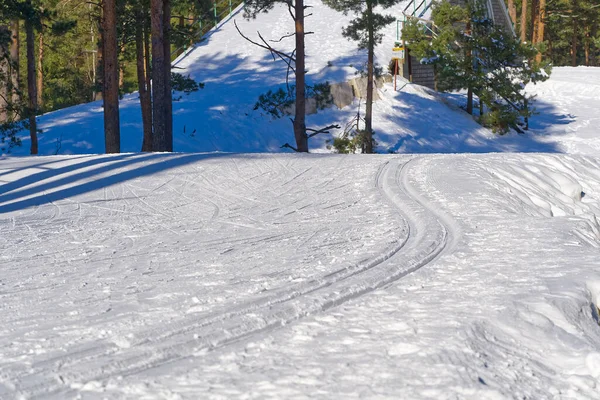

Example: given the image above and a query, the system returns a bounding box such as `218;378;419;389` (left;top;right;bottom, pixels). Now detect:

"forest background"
0;0;598;149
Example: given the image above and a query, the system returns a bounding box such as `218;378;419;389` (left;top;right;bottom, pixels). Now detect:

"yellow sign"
392;46;405;60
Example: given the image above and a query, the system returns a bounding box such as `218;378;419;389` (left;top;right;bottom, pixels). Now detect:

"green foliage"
0;120;25;154
324;0;397;49
254;87;294;118
254;82;333;118
403;0;550;133
328;129;374;153
171;72;204;94
309;82;333;110
544;0;599;66
480;104;519;134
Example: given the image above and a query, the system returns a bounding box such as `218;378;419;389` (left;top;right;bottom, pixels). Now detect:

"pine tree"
102;0;121;153
150;0;173;152
243;0;310;152
323;0;396;153
404;0;549;133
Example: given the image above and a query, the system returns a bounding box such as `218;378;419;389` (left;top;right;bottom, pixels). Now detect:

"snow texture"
2;1;600;399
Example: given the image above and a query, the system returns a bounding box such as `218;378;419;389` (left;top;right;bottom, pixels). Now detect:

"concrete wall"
283;75;394;116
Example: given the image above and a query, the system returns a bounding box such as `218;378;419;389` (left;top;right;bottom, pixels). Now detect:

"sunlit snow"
2;1;600;399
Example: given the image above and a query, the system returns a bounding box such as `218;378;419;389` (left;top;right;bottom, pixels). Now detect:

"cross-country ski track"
3;153;600;398
0;155;458;398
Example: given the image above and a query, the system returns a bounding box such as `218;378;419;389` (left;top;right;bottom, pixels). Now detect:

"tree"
24;0;40;154
151;0;172;152
243;0;310;152
324;0;396;153
102;0;120;153
404;0;549;133
521;0;527;42
133;0;153;151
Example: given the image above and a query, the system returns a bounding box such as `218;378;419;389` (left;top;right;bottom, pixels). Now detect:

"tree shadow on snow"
0;153;240;214
379;87;571;154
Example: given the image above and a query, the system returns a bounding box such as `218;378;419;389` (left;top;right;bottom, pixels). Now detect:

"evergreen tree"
243;0;310;152
103;0;121;153
404;0;549;133
323;0;396;153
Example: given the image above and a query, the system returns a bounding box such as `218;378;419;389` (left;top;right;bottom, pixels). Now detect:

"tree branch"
270;32;295;43
306;124;340;138
234;20;296;70
281;142;299;151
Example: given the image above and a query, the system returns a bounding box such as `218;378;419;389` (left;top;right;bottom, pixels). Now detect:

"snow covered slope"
8;0;599;156
1;152;600;398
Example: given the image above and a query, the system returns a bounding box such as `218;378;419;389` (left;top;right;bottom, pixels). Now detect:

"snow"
2;1;600;399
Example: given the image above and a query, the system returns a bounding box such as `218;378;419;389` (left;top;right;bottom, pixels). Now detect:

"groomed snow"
2;1;600;399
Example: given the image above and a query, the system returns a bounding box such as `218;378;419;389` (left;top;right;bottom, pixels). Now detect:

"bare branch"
234;20;296;72
286;1;295;20
270;32;295;43
306;124;341;138
281;143;299;152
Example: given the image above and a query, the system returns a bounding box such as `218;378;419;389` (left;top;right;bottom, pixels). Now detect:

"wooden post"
394;58;398;91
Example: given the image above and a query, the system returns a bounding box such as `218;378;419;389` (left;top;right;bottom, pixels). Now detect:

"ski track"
0;155;457;398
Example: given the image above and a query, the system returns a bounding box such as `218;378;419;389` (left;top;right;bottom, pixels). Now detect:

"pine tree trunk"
137;7;153;152
508;0;517;26
163;0;173;152
535;0;545;62
151;0;168;151
571;0;578;66
584;26;590;66
95;21;103;101
532;0;539;45
119;44;125;89
467;88;473;115
102;0;121;153
10;20;20;118
25;17;38;155
293;0;308;153
0;25;8;123
37;30;43;109
144;13;152;86
466;21;473;115
520;0;527;42
364;0;375;154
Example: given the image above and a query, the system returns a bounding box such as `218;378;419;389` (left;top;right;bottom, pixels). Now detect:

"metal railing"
397;0;433;41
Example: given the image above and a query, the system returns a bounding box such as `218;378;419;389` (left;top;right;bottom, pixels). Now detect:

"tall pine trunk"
520;0;527;42
36;30;43;109
10;20;20;118
102;0;121;153
164;0;173;151
151;0;168;151
137;6;153;152
584;26;590;66
532;0;539;45
293;0;308;152
535;0;546;63
465;21;473;115
0;26;8;123
364;0;375;154
571;0;578;66
95;23;103;101
508;0;517;27
25;17;38;155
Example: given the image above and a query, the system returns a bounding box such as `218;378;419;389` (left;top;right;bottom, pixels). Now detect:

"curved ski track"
10;157;457;398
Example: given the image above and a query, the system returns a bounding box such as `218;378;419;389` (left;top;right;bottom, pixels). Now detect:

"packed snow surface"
2;1;600;399
2;152;600;399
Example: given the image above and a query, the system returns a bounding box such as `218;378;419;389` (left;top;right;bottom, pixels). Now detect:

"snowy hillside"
8;1;599;156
